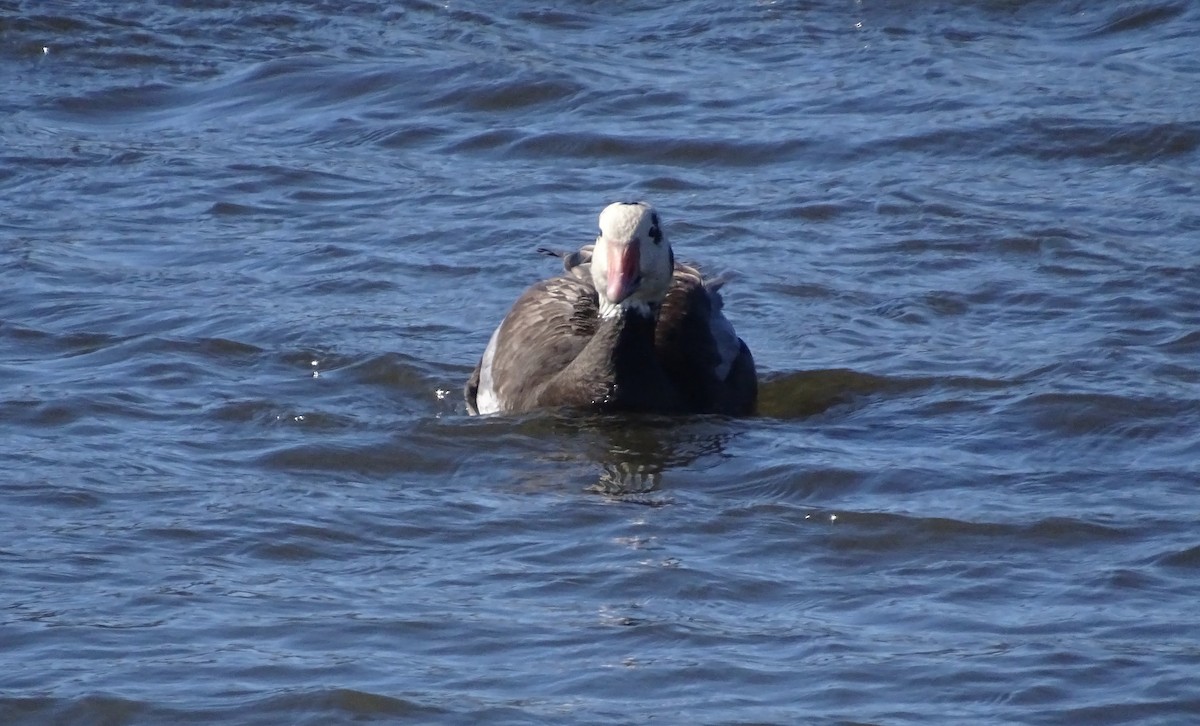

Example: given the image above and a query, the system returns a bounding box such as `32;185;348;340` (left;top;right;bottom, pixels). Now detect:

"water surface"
2;1;1199;723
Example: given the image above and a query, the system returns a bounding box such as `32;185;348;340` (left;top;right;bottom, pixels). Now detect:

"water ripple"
3;0;1200;723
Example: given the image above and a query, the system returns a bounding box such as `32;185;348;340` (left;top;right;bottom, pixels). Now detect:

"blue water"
2;1;1199;723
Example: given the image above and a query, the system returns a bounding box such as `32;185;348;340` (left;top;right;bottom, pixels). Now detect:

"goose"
465;202;756;416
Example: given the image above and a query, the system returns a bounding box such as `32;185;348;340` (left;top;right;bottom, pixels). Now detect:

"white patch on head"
591;202;672;316
598;202;653;244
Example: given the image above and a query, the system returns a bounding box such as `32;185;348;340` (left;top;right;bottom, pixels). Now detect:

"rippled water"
3;1;1199;723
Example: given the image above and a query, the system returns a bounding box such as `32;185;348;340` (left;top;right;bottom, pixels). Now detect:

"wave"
0;689;445;726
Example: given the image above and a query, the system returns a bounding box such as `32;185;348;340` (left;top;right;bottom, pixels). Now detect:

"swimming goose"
465;202;756;416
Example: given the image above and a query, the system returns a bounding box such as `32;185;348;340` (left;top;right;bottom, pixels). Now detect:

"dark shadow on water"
514;413;737;504
525;365;900;498
758;368;899;419
566;368;917;499
257;367;904;487
451;368;903;501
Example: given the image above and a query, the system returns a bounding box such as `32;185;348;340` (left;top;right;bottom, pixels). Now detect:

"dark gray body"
465;247;756;416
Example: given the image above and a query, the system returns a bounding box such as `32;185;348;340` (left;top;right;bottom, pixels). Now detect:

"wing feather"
467;274;598;413
655;262;757;415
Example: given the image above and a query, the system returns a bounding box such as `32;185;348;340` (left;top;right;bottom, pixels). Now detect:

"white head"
591;202;673;319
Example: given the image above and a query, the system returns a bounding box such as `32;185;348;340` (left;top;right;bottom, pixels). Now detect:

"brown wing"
654;263;757;415
465;274;599;414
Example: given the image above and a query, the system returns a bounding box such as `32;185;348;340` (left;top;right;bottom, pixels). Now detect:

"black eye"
648;224;662;245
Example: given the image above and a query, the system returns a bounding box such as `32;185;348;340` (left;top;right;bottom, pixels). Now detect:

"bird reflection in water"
574;414;735;502
497;368;885;500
